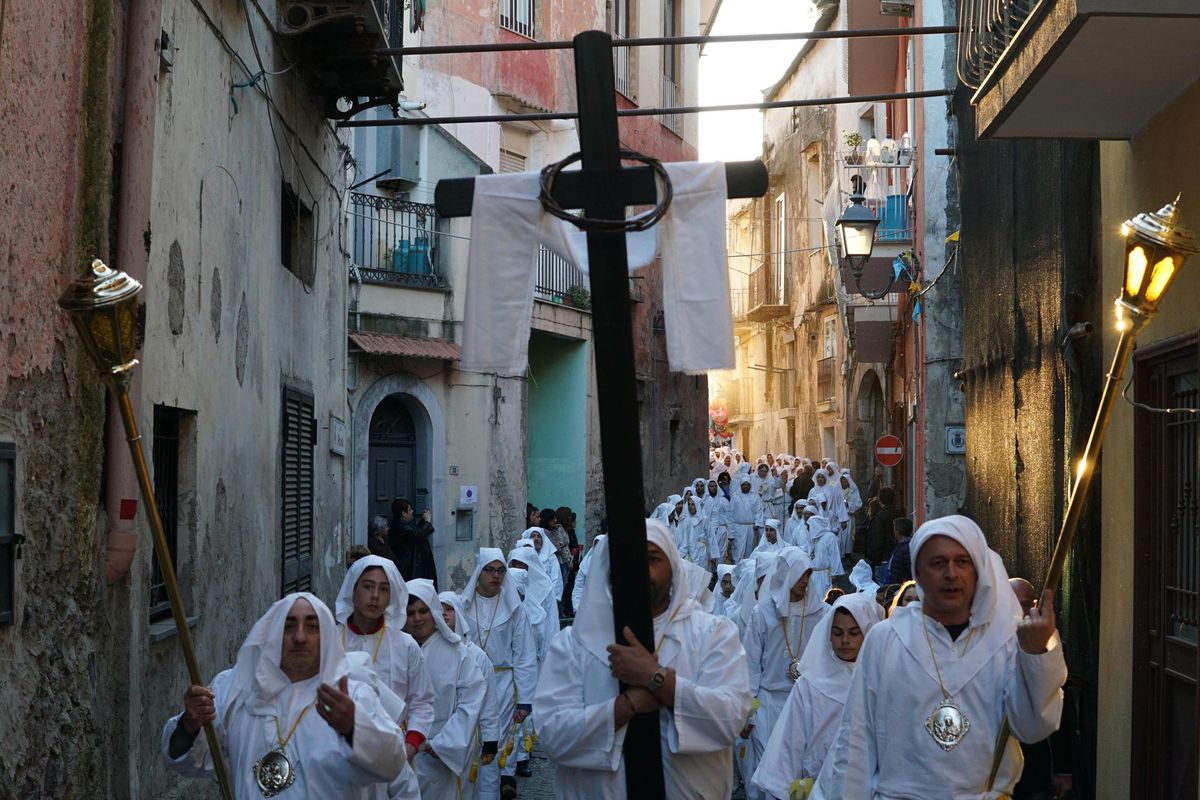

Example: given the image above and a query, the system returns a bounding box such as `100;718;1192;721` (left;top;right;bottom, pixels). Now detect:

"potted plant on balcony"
843;130;864;164
567;284;592;310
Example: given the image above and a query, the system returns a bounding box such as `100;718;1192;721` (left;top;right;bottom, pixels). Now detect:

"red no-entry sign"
876;434;904;467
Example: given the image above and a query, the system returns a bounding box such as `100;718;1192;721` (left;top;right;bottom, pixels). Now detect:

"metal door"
368;394;418;522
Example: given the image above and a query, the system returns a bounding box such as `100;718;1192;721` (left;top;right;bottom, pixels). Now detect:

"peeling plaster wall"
0;0;120;795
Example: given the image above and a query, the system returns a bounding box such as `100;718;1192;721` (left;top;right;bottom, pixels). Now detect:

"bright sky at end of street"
699;0;819;162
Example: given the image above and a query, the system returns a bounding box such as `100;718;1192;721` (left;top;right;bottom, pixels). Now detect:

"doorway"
1131;334;1198;799
369;394;418;521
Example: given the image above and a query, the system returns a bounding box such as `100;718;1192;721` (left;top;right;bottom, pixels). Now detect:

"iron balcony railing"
348;192;446;288
957;0;1046;90
749;263;785;310
817;356;835;403
661;76;680;134
534;246;587;306
731;288;749;322
614;35;631;97
499;0;535;38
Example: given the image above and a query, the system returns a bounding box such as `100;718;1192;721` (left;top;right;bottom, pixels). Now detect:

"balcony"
816;356;835;405
499;0;535;38
348;192;447;288
534;246;589;308
837;156;912;243
275;0;404;119
747;264;789;321
961;0;1200;139
661;76;681;135
614;35;632;98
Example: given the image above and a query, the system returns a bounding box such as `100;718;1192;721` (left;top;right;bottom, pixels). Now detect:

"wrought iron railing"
534;245;586;305
817;356;835;402
731;288;749;322
956;0;1046;90
661;76;680;134
348;192;446;288
614;36;631;97
499;0;535;38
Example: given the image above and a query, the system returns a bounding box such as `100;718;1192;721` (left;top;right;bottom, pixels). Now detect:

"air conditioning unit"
880;0;914;16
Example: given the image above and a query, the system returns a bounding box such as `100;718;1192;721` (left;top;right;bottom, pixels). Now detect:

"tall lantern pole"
59;259;235;800
986;197;1197;790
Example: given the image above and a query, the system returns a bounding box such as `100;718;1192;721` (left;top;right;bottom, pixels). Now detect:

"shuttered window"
281;387;315;595
499;148;527;174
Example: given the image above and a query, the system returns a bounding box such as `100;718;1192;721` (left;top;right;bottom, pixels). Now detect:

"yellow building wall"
1096;77;1200;799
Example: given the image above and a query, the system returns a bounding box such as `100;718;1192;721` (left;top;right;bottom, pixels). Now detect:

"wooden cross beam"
434;30;767;797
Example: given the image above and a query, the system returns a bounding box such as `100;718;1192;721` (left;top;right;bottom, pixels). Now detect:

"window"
499;0;534;38
0;443;15;626
149;406;196;621
612;0;633;97
772;193;787;304
281;387;315;595
281;182;315;286
660;0;680;133
823;316;837;358
499;148;526;174
806;151;824;251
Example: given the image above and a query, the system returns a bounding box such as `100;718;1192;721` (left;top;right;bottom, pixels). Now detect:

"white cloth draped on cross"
461;162;734;375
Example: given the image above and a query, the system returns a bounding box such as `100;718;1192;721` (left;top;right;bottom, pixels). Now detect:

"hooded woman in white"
806;513;844;605
812;515;1067;800
334;556;436;760
405;579;488;800
751;593;884;798
677;495;718;571
849;559;881;596
743;547;829;800
533;518;751;799
508;544;560;666
162;593;406;798
713;563;739;618
753;518;787;556
522;526;564;600
571;533;606;614
809;471;849;552
459;547;539;797
783;500;808;549
439;589;503;797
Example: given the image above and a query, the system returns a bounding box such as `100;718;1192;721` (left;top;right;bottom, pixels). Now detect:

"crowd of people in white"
159;449;1068;800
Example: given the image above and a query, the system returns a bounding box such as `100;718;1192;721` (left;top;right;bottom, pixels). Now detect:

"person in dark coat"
789;464;814;505
366;515;397;563
866;487;904;566
389;498;438;588
883;517;913;584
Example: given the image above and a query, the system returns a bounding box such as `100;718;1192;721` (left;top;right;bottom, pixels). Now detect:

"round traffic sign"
875;434;903;467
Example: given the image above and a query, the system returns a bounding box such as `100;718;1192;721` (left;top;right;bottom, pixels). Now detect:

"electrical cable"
1122;377;1200;415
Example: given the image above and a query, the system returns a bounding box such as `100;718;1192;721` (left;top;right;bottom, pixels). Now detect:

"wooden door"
368;394;418;522
1132;333;1199;799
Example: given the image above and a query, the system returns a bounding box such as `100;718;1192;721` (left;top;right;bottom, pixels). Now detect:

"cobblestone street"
514;745;556;799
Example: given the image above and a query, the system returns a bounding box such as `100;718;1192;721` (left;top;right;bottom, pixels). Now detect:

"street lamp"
986;196;1196;790
58;259;235;800
836;192;883;298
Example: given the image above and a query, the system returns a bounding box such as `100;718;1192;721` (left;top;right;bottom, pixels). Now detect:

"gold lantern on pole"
59;259;234;800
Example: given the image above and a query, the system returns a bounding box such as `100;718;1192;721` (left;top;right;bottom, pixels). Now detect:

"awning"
348;331;461;361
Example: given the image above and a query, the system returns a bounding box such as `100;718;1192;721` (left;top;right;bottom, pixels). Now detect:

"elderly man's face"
647;543;673;612
280;598;321;681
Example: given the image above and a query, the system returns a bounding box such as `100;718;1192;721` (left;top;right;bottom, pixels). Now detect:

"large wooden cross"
435;30;766;796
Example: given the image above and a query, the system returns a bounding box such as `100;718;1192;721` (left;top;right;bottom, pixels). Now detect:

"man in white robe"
703;479;732;559
440;590;502;798
752;518;787;556
534;518;751;798
813;515;1067;800
335;556;436;767
729;477;766;562
404;579;489;800
162;593;406;798
678;495;718;572
508;543;560;777
460;547;539;800
743;547;829;800
571;533;605;614
752;593;884;799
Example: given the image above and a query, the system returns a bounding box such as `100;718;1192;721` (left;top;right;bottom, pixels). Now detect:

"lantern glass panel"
1125;244;1147;299
1144;256;1176;303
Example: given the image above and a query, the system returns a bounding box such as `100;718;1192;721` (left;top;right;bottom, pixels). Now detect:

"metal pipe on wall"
104;0;162;583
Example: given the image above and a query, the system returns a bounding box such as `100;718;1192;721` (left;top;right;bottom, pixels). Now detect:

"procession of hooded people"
161;444;1066;800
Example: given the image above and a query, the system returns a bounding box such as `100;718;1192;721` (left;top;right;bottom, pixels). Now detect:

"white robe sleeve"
339;678;411;785
160;670;236;778
533;629;625;772
429;647;489;776
744;605;766;698
752;678;812;800
812;627;881;800
402;637;437;739
665;615;753;755
475;648;503;742
1005;635;1067;744
511;607;539;706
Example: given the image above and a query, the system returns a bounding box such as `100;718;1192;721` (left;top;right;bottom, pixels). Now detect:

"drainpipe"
105;0;162;584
